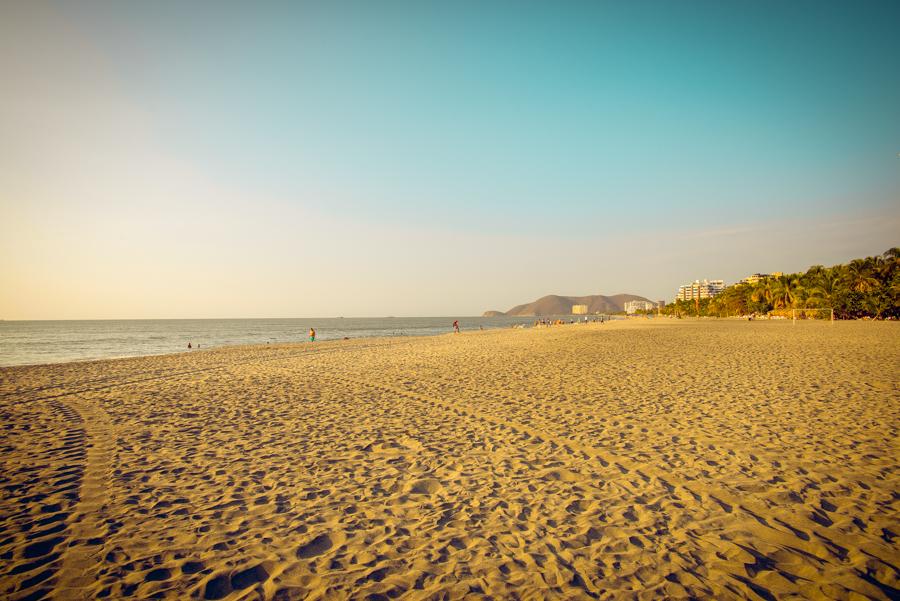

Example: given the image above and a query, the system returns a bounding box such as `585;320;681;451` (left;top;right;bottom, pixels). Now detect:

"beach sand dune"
1;320;897;599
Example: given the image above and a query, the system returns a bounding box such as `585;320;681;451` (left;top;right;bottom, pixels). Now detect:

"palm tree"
843;258;880;293
875;249;898;281
771;274;799;309
793;284;811;309
889;271;900;319
805;264;826;281
809;269;842;309
750;279;774;307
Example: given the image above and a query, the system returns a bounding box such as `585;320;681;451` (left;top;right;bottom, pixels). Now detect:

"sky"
1;1;898;319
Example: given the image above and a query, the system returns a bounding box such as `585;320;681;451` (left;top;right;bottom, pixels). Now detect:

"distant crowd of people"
533;316;606;327
447;316;609;334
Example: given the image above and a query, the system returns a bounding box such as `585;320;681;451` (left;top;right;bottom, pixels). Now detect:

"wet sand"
1;320;898;600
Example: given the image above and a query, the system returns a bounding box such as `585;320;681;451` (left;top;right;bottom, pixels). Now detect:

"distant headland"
484;293;652;317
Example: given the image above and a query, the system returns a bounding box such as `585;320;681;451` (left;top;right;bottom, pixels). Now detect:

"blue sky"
1;1;898;318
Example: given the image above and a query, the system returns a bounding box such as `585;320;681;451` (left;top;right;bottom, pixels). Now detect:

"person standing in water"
309;328;316;342
453;320;460;333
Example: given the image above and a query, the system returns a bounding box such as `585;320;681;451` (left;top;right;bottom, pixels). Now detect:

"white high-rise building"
676;280;725;301
624;300;657;314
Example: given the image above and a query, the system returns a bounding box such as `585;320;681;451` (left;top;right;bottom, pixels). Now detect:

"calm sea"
0;316;569;367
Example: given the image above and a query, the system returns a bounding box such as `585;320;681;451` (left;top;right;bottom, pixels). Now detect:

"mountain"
484;293;653;317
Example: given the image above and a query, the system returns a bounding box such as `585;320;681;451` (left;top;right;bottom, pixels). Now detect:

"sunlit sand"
1;320;897;599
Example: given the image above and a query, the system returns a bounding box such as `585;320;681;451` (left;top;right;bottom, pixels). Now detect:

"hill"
485;293;653;317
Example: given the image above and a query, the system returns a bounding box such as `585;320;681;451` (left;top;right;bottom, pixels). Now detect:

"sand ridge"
0;320;898;599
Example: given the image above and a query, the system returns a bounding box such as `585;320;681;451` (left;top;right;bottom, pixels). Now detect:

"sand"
0;319;897;600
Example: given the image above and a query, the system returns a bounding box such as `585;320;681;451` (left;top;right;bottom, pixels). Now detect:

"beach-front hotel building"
624;300;657;314
571;304;588;315
739;272;783;285
676;279;725;301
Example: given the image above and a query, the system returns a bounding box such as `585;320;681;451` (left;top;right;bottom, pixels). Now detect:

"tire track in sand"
49;397;115;600
0;397;109;601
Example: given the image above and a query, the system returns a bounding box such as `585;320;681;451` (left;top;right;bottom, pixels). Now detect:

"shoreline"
0;316;623;370
0;316;891;374
0;313;889;372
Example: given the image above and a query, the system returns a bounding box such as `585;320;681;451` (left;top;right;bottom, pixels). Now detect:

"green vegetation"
660;248;900;319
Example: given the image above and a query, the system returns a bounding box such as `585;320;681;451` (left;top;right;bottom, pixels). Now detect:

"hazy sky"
2;2;898;319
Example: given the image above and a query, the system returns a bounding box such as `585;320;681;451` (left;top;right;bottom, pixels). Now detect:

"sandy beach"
1;319;897;600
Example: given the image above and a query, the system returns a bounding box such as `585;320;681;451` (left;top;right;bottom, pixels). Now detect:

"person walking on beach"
453;320;460;333
309;328;316;342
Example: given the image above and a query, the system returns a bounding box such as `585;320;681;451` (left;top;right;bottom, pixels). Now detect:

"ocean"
0;316;587;367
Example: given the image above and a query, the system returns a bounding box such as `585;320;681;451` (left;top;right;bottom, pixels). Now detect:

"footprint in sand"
296;534;334;558
406;478;443;495
203;563;272;600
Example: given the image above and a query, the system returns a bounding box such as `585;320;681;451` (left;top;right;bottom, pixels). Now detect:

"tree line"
656;248;899;319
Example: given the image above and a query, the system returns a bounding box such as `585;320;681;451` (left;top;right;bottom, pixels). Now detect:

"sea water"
0;316;578;367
